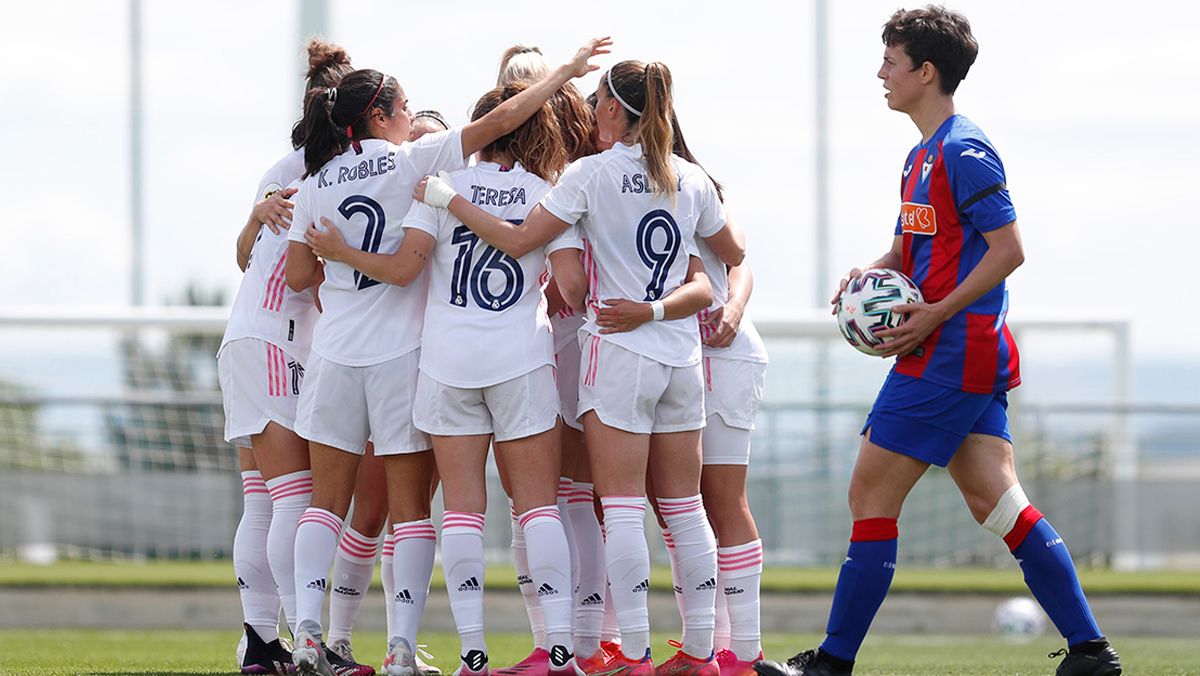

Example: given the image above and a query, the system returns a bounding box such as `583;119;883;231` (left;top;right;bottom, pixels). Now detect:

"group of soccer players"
219;5;1121;676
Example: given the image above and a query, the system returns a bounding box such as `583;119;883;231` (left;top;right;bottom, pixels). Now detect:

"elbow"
1008;243;1025;272
285;269;310;292
725;244;746;268
285;277;307;293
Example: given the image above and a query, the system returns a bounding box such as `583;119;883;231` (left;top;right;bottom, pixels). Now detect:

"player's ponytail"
471;83;568;183
497;44;548;87
297;69;398;178
639;61;677;199
291;38;354;149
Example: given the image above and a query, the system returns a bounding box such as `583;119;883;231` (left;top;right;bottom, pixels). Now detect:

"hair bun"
306;38;351;79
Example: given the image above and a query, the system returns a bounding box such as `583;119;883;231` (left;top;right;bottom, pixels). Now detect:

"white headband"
606;71;642;117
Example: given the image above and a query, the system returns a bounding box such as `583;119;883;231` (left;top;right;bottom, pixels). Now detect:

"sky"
2;0;1198;360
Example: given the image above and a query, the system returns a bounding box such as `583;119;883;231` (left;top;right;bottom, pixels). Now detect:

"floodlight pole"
814;0;833;473
130;0;144;306
298;0;331;103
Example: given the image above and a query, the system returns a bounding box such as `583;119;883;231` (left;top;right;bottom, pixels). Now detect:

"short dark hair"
882;5;978;95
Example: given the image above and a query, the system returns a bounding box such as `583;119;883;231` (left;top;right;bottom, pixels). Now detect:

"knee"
979;483;1030;537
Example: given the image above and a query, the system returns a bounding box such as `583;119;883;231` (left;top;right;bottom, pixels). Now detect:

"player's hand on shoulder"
702;303;743;348
305;217;349;262
252;187;296;235
874;301;948;358
596;298;652;334
831;267;865;314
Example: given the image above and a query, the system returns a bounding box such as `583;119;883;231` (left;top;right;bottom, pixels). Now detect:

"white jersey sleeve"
398;128;466;179
541;159;594;225
546;224;584;254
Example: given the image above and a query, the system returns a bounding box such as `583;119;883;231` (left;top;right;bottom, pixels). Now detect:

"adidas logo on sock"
333;585;360;597
236;576;249;590
517;574;533;586
549;645;572;668
395;589;414;604
632;579;649;593
537;582;558;597
581;592;604;606
461;649;488;671
458;576;481;592
306;578;327;591
724;585;745;595
695;577;716;591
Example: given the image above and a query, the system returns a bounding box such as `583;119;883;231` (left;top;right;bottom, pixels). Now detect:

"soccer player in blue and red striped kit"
754;6;1121;676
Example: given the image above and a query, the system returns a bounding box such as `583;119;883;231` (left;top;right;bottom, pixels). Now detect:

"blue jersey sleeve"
944;136;1017;233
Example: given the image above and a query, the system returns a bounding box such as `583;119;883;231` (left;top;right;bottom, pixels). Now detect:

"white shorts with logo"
294;349;431;456
577;335;704;435
413;364;559;443
218;338;304;448
701;357;767;465
555;338;583;432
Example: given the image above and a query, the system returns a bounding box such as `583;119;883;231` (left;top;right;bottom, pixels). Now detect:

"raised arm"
459;37;612;159
595;256;713;334
305;217;435;287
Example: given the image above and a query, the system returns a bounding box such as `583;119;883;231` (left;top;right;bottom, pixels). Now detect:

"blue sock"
820;518;897;662
1010;512;1102;645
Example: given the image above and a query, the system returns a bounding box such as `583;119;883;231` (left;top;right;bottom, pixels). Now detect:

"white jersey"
220;150;318;362
541;142;726;367
696;238;769;364
408;162;577;388
287;130;466;366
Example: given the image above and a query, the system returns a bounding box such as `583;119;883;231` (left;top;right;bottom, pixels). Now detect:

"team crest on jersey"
261;182;283;200
900;202;937;235
920;155;934;181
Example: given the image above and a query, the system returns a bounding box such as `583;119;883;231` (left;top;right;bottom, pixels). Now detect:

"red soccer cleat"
716;649;764;676
580;647;653;676
654;647;718;676
493;648;550;676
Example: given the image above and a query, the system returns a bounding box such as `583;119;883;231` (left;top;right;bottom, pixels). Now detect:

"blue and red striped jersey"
892;114;1021;393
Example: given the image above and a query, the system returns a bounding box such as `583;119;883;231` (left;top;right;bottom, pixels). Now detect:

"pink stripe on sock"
719;559;763;573
518;506;561;528
299;511;342;537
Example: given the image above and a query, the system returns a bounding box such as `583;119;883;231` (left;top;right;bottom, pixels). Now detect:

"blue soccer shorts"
860;370;1011;467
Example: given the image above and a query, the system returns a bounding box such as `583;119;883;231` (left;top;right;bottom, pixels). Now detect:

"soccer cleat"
653;647;718;676
547;645;584;676
327;639;377;676
293;621;335;676
715;649;764;676
752;649;853;676
239;622;295;675
581;648;654;676
453;649;490;676
1051;639;1123;676
493;647;549;676
416;645;443;676
384;637;419;676
576;647;614;675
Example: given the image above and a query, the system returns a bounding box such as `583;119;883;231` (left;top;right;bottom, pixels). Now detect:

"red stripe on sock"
850;517;898;542
1003;505;1045;551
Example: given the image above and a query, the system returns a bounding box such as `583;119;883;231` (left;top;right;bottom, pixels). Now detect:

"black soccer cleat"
753;649;853;676
1051;638;1122;676
240;622;296;675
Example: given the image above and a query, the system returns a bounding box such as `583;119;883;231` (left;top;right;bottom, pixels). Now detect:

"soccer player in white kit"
306;81;583;676
492;45;608;676
412;59;745;676
283;39;612;676
221;38;354;676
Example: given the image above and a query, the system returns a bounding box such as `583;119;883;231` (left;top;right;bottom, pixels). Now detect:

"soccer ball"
993;596;1046;642
835;268;923;356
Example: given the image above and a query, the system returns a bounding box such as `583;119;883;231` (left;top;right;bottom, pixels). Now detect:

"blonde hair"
497;45;549;86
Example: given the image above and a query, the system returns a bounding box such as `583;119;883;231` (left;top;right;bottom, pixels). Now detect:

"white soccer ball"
836;268;923;356
993;596;1046;642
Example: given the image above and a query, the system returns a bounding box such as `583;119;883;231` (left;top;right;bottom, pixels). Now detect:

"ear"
919;61;939;86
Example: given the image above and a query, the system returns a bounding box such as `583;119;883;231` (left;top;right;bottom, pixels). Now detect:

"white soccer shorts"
294;349;431;456
555;336;583;432
577;335;705;435
218;338;304;448
413;364;559;442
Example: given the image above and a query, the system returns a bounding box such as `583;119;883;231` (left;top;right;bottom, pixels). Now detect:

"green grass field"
0;631;1193;675
4;561;1199;595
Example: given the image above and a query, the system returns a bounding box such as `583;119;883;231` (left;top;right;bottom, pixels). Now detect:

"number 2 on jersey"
338;194;386;291
636;209;681;300
448;223;525;311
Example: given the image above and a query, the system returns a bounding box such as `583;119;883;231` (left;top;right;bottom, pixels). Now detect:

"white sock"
234;471;281;643
600;496;650;660
567;482;605;657
511;502;546;649
266;470;312;635
442;511;487;657
381;531;396;639
392;519;437;647
657;496;717;658
293;507;344;635
557;478;581;595
714;574;731;652
519;505;574;655
719;539;763;660
328;526;381;644
662;527;686;621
